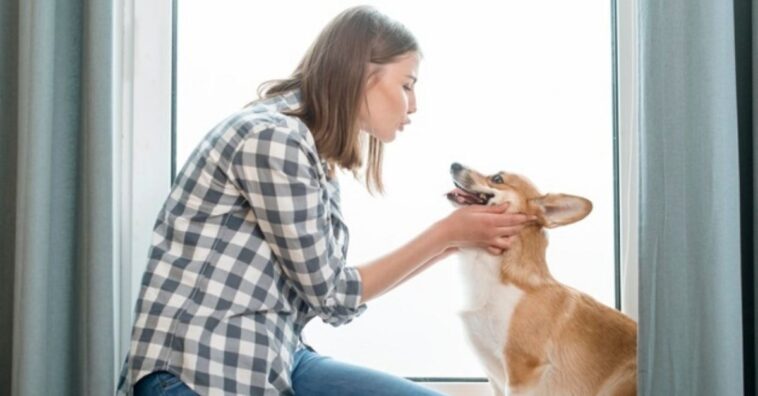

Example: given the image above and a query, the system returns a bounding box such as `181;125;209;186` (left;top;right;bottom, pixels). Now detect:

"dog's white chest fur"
458;249;525;395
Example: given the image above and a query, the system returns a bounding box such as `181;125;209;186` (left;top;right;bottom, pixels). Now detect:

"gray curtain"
0;0;116;395
639;0;756;395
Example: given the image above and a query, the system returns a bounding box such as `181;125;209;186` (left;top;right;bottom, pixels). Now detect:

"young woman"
119;6;531;396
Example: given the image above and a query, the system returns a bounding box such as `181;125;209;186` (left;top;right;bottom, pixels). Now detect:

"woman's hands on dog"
356;204;530;301
439;202;535;255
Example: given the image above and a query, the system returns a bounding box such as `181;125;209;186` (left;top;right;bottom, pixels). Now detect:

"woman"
119;6;531;396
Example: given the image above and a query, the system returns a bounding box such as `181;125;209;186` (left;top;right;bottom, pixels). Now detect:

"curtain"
0;0;116;395
638;0;756;395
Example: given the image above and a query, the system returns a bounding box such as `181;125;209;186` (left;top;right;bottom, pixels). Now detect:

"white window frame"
114;0;173;380
617;0;640;321
114;0;638;393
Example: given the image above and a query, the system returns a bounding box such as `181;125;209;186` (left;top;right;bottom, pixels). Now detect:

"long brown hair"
258;6;419;193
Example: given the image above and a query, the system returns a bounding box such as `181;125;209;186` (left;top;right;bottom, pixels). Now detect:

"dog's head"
446;162;592;228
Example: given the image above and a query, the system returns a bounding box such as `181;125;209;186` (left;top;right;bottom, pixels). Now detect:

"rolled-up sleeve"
232;123;366;326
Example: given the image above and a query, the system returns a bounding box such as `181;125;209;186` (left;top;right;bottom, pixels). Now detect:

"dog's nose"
450;162;463;174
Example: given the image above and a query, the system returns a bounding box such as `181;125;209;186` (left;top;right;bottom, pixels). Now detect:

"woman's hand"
438;202;534;255
357;204;531;303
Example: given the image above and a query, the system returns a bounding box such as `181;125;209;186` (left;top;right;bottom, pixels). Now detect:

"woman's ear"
527;193;593;228
364;63;385;89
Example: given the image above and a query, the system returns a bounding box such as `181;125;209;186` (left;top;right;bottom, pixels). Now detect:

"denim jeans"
133;371;198;396
133;349;447;395
290;348;447;396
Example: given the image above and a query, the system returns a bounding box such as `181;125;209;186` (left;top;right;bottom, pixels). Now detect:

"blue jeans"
133;371;197;396
291;348;446;396
133;349;447;395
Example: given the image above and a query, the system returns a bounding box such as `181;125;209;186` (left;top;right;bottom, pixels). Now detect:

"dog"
446;162;636;396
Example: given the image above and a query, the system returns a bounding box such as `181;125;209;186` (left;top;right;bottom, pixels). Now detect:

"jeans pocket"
156;371;182;390
157;373;197;396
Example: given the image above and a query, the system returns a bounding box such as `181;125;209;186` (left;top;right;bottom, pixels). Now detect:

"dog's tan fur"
450;165;637;396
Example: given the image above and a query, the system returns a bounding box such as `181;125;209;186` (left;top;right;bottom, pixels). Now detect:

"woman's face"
359;52;419;143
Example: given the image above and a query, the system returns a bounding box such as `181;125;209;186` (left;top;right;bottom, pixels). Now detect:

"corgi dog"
446;162;636;396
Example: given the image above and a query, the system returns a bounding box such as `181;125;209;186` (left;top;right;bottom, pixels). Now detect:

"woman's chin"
366;129;397;143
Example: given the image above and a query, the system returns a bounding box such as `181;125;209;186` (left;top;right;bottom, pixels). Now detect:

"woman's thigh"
291;349;447;396
133;371;198;396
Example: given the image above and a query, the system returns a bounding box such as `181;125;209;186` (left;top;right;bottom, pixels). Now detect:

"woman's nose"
408;94;417;114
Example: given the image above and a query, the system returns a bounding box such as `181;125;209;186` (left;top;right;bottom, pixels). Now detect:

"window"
120;0;630;393
175;0;614;381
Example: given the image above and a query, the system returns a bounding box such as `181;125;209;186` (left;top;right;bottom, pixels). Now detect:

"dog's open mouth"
447;181;494;206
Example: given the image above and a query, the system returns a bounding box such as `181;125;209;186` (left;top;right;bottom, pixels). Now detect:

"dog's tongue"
447;188;481;205
448;187;467;196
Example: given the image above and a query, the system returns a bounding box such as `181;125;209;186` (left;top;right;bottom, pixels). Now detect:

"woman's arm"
356;222;449;303
233;126;365;325
357;203;531;303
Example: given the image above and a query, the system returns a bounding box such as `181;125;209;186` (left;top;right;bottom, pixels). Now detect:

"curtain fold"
0;0;20;393
0;0;116;395
753;0;758;389
734;1;756;394
638;0;755;394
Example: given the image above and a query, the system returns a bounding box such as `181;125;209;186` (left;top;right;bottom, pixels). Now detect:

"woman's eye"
491;175;504;184
403;85;412;91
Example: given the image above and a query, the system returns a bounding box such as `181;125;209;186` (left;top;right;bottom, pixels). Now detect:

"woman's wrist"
431;215;457;252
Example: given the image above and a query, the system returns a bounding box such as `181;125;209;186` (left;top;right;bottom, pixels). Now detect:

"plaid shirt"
118;91;366;395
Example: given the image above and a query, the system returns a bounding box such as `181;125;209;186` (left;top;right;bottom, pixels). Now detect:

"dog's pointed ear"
527;193;592;228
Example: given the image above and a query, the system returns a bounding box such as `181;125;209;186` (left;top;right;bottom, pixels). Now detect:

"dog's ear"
527;193;592;228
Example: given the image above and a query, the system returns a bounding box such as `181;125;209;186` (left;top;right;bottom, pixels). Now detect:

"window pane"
176;0;613;378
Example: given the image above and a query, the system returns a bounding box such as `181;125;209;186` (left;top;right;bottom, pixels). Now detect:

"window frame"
114;0;174;378
616;0;640;321
115;0;637;393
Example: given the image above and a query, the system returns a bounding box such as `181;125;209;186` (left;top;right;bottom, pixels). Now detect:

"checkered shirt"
117;90;367;395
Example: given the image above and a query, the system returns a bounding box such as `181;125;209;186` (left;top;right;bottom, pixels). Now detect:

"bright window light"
176;0;613;378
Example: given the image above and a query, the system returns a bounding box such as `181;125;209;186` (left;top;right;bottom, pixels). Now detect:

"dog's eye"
491;174;504;184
